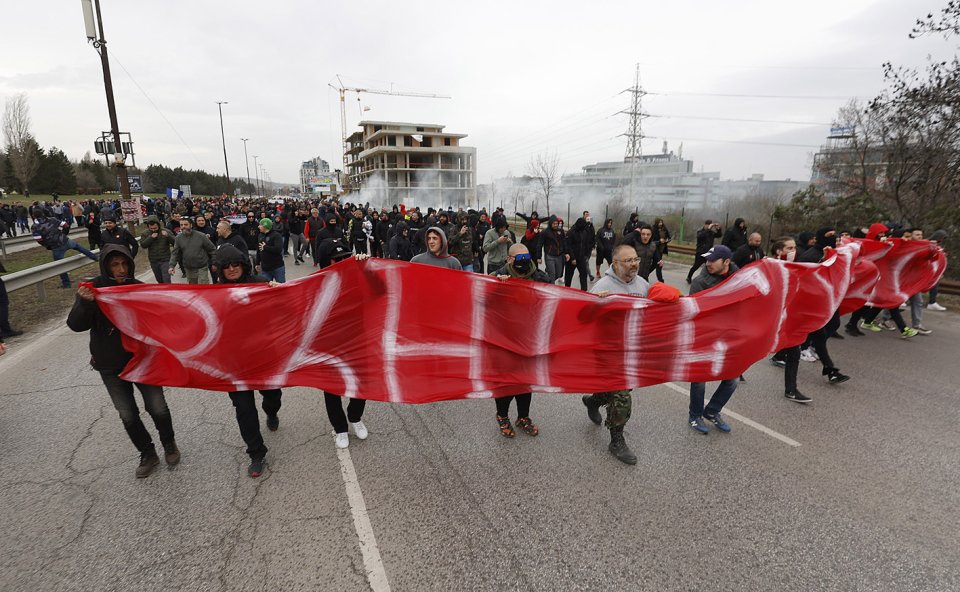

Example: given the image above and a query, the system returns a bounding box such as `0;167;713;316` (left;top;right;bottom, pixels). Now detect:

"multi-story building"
560;145;722;211
300;157;336;195
345;120;476;207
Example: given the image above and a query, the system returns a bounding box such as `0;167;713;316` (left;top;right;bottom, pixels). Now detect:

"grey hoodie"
590;266;650;297
410;227;463;270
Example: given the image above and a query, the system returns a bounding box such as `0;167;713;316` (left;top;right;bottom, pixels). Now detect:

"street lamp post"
81;0;134;232
240;138;252;198
216;101;232;196
252;155;261;198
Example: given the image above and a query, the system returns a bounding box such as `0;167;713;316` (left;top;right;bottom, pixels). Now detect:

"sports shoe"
914;326;932;335
582;395;603;425
860;320;883;332
266;414;279;431
927;302;947;311
785;391;813;404
899;302;908;310
334;432;350;448
829;331;845;340
515;416;539;436
350;420;368;440
688;416;709;434
248;455;266;478
135;450;160;479
879;320;897;331
900;327;919;339
800;348;817;363
770;357;786;368
845;323;865;337
827;369;850;384
496;415;515;438
0;329;23;338
703;412;732;433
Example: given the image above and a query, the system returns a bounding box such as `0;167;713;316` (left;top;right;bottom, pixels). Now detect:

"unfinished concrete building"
345;120;476;207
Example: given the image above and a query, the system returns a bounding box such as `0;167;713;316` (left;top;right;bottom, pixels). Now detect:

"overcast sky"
1;0;954;187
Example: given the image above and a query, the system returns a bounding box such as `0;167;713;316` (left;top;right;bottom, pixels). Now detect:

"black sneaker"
844;323;864;337
248;455;266;478
785;391;812;404
827;370;850;384
0;329;23;338
829;331;845;340
266;414;279;431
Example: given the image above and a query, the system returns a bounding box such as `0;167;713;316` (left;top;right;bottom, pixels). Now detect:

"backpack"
35;219;67;250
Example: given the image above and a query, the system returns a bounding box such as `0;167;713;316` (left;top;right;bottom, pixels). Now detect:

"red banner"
91;239;945;403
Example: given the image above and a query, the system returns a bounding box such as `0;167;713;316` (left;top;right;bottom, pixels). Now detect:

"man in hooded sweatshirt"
722;217;748;252
387;221;414;261
563;217;592;290
540;216;565;283
255;218;286;283
595;218;616;277
216;244;284;478
582;244;649;464
140;215;175;283
411;227;463;270
483;218;515;275
67;244;180;479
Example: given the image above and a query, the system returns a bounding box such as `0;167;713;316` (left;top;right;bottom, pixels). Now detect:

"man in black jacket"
101;214;139;258
732;232;764;268
256;218;286;283
66;245;179;479
685;220;722;284
722;217;748;252
563;217;592;290
216;244;283;478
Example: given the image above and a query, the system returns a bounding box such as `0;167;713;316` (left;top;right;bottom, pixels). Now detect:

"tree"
527;150;559;216
2;93;40;194
34;147;77;194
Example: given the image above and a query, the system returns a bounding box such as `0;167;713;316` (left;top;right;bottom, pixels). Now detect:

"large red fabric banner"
91;239;945;403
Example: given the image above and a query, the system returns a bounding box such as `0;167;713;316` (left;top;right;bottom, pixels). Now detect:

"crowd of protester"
0;192;949;477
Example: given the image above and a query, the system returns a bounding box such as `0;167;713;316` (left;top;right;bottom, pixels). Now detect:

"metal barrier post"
36;281;46;302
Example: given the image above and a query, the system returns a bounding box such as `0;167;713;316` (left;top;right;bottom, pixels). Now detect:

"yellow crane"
329;75;450;192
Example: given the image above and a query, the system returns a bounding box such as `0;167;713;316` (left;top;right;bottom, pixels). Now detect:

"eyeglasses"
615;258;640;264
223;262;243;269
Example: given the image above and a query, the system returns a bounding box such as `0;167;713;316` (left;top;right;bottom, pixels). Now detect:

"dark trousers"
564;258;589;290
810;311;841;371
150;260;171;283
228;389;282;459
779;345;801;393
324;391;366;434
495;393;532;418
0;277;11;332
689;379;738;418
687;254;706;281
929;283;940;305
100;372;174;453
595;249;612;271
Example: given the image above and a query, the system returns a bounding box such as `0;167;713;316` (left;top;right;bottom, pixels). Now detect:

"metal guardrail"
2;252;101;300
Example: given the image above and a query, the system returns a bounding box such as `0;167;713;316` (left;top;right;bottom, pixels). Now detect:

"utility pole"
252;155;261;197
620;64;648;205
240;138;252;198
81;0;134;232
216;101;232;196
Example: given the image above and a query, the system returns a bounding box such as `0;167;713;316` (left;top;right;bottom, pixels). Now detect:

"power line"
653;114;831;126
110;51;206;169
645;134;820;149
648;90;870;101
637;61;880;72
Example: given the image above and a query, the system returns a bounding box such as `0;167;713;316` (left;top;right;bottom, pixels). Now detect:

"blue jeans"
689;379;739;419
263;266;286;283
462;263;474;273
52;239;98;287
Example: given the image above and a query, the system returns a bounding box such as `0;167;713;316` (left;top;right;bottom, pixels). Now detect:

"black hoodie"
721;218;747;251
66;244;141;373
798;227;836;263
217;244;270;283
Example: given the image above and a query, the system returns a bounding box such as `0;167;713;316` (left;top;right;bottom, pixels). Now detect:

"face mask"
512;257;531;274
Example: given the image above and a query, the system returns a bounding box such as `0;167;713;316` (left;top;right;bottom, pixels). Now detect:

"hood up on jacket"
424;226;452;257
98;244;136;284
815;227;837;250
866;223;889;240
216;244;252;282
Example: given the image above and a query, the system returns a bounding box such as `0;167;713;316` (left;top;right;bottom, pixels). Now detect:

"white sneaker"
899;302;908;310
350;421;368;440
800;348;817;363
927;303;947;311
334;432;349;449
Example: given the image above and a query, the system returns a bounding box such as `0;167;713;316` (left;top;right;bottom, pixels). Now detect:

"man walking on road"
67;244;180;479
583;244;649;464
168;217;216;284
140;215;175;283
687;245;740;434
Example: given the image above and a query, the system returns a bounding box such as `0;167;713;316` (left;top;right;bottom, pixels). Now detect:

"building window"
387;136;396;146
416;127;424;132
404;136;412;147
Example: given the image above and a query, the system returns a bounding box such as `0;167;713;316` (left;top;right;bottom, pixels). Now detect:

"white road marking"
336;447;391;592
660;381;802;448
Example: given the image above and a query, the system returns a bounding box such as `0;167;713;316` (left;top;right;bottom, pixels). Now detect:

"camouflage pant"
589;390;632;428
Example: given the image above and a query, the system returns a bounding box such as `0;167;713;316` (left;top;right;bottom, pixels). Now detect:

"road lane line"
660;382;802;448
336;447;391;592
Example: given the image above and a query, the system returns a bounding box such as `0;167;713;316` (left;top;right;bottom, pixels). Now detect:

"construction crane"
329;75;450;192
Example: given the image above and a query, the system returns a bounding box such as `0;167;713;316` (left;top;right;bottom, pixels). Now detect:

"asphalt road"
1;253;958;591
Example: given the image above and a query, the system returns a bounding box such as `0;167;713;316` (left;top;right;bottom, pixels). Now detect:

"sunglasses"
223;262;243;269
